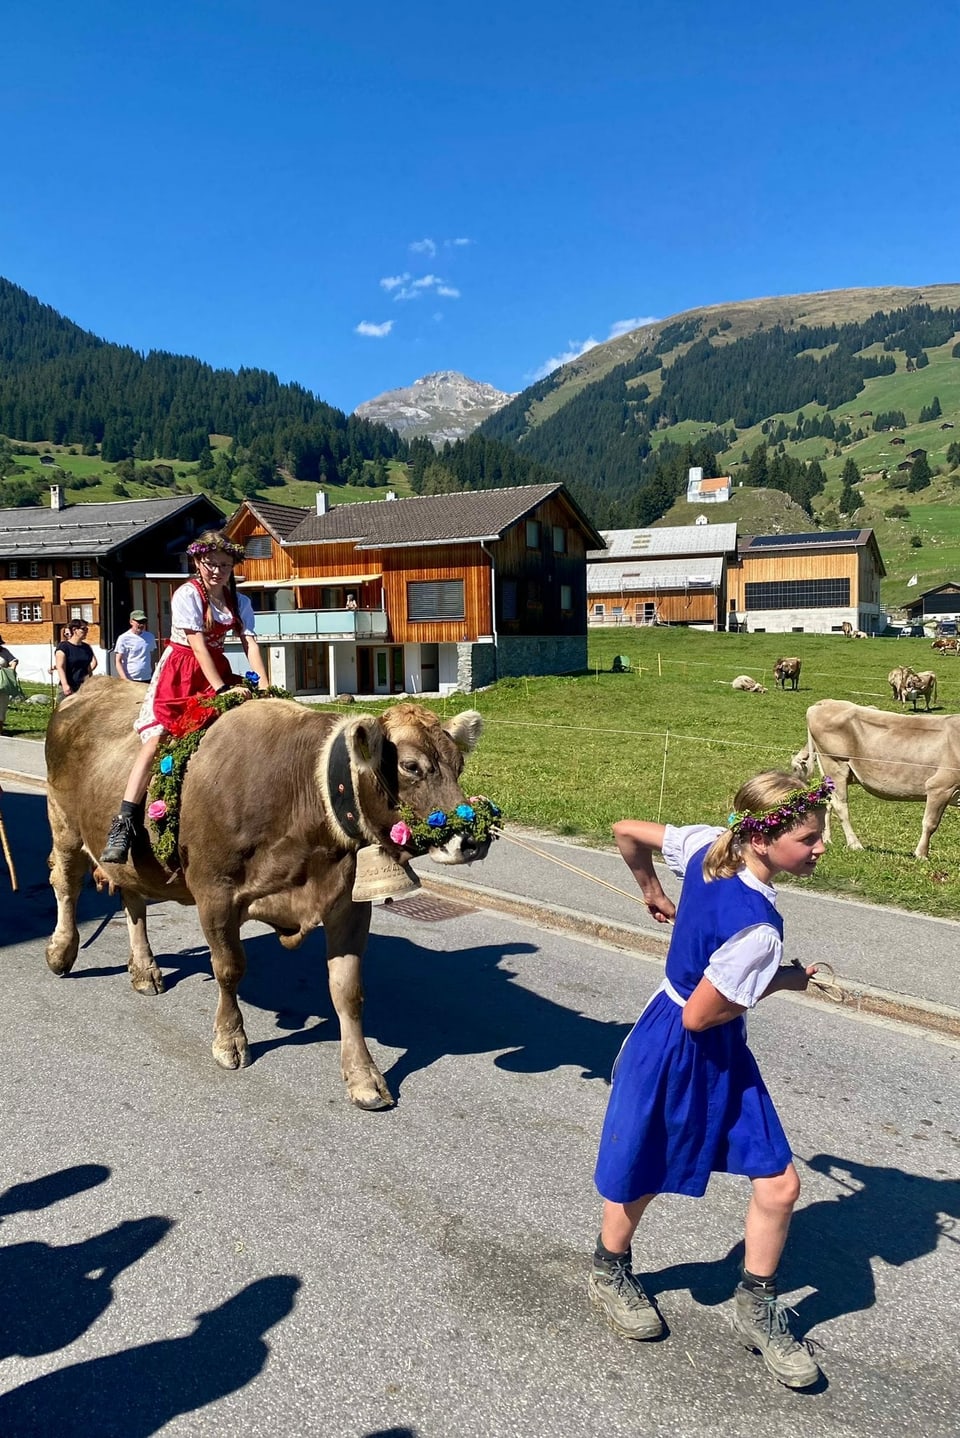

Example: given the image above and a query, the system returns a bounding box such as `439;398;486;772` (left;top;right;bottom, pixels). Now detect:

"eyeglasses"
199;558;233;571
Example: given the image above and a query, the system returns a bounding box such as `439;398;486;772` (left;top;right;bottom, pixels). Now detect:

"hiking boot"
100;812;138;865
732;1285;820;1388
588;1253;663;1340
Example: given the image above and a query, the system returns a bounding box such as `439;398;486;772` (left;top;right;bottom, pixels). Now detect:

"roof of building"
587;555;724;594
738;527;886;576
0;494;222;559
237;484;605;550
590;523;738;561
688;475;731;492
238;498;312;542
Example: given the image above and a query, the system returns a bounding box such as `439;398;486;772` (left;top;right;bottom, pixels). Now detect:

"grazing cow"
903;670;937;711
773;657;802;691
852;630;869;639
45;680;489;1109
793;698;960;858
888;665;920;704
931;636;959;654
731;674;767;693
841;621;854;638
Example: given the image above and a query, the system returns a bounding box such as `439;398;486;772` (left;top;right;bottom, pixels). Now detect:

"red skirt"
136;643;233;738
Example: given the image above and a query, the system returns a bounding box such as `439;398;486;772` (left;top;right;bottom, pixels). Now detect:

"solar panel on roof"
748;530;860;547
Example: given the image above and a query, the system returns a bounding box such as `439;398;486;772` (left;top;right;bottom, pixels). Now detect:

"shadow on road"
645;1152;960;1335
0;788;116;950
0;1274;301;1437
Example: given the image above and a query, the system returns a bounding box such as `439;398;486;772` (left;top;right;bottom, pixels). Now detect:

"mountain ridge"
354;370;515;444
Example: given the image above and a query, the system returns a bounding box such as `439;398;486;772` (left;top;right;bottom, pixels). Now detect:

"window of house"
245;535;272;559
526;519;541;549
501;580;517;621
407;579;465;621
594;603;605;616
71;560;82;578
69;602;95;623
525;580;542;610
6;599;43;623
29;560;39;578
560;584;573;612
8;562;18;579
552;526;566;554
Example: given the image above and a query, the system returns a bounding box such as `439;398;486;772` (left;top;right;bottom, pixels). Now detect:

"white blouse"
660;823;784;1009
170;583;256;641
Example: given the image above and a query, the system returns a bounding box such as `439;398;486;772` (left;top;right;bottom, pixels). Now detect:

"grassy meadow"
443;626;960;921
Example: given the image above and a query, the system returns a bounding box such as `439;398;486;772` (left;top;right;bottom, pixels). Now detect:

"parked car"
899;624;926;638
935;620;958;638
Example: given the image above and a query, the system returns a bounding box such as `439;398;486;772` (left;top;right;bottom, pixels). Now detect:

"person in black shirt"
55;621;98;698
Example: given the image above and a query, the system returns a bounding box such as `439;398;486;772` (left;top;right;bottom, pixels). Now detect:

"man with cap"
114;610;157;683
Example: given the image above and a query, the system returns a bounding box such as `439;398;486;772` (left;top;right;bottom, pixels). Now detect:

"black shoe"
100;813;138;865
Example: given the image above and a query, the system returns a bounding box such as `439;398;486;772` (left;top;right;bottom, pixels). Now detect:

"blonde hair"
703;770;820;880
187;530;244;637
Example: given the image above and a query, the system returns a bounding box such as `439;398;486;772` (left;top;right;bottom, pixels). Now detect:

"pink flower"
389;821;413;847
147;800;167;821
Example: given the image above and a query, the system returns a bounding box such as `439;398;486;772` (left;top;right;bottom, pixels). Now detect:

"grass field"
10;626;960;918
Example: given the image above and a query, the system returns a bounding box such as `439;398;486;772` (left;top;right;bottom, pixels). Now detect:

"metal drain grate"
383;893;476;923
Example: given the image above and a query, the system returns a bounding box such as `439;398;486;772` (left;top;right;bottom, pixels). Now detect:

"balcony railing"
251;608;388;641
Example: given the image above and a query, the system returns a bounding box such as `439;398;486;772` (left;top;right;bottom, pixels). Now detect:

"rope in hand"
492;826;847;1001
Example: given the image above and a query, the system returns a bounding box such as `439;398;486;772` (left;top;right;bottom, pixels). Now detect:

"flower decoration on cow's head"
390;796;502;856
727;776;834;841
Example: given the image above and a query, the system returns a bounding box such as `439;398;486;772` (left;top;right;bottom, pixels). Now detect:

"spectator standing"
115;610;157;683
0;634;19;735
55;621;97;700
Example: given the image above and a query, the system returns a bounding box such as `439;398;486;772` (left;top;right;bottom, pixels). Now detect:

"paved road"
0;781;958;1437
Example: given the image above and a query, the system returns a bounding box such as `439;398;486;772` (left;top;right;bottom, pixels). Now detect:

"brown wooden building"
0;489;223;682
226;484;604;696
727;529;886;634
587;523;738;629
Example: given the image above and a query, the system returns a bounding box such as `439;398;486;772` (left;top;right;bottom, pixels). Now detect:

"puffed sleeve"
704;925;783;1008
660;823;724;878
171;583;205;631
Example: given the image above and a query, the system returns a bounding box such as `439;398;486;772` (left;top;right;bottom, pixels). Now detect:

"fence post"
656;730;669;823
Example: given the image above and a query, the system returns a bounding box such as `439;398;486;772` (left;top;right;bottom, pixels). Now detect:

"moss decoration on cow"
147;678;289;867
388;797;502;857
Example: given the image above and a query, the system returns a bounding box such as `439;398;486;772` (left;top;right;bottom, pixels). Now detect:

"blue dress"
594;835;792;1202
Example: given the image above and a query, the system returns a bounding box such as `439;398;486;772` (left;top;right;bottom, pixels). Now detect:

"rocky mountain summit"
354;370;515;443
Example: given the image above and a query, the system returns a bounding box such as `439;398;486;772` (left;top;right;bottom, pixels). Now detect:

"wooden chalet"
728;529;886;635
903;581;960;626
587;523;738;629
225;484;603;696
0;488;223;682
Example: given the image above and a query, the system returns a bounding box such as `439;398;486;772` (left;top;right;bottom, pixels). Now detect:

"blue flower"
159;755;174;774
427;810;447;828
455;803;475;821
245;671;260;684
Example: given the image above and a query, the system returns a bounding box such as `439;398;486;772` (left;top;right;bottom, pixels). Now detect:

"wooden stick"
0;805;18;891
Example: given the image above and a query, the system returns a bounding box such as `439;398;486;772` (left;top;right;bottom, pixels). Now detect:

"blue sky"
4;0;959;414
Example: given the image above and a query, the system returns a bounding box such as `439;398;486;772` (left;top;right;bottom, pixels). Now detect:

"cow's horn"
352;844;421;904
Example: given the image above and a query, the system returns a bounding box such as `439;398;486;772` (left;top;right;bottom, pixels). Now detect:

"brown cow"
793;698;960;858
773;657;801;691
887;665;920;704
931;636;959;654
903;670;937;711
731;674;767;693
45;680;489;1109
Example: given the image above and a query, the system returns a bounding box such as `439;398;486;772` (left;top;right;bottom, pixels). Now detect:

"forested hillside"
480;289;960;529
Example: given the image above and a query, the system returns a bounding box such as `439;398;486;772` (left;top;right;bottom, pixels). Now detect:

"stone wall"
456;635;587;691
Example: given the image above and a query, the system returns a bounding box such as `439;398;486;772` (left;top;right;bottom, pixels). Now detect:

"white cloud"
608;315;659;338
449;236;471;246
529;337;599;381
436;284;460;298
409;238;437;258
412;274;440;289
380;273;410;291
528;315;661;380
391;273;459;301
355;320;394;338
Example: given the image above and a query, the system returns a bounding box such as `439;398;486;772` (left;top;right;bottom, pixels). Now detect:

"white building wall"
743;607;882;635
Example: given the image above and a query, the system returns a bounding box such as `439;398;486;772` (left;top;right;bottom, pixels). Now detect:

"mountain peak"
354;371;516;444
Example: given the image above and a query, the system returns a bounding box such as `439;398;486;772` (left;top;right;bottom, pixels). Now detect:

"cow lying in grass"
45;680;489;1109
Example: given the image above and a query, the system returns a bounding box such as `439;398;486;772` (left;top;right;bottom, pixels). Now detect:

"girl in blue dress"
589;769;833;1389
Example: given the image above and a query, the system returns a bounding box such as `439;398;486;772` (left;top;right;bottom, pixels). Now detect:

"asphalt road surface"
0;781;958;1438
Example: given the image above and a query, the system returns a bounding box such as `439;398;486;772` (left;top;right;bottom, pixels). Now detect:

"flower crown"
727;776;834;839
187;538;245;560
